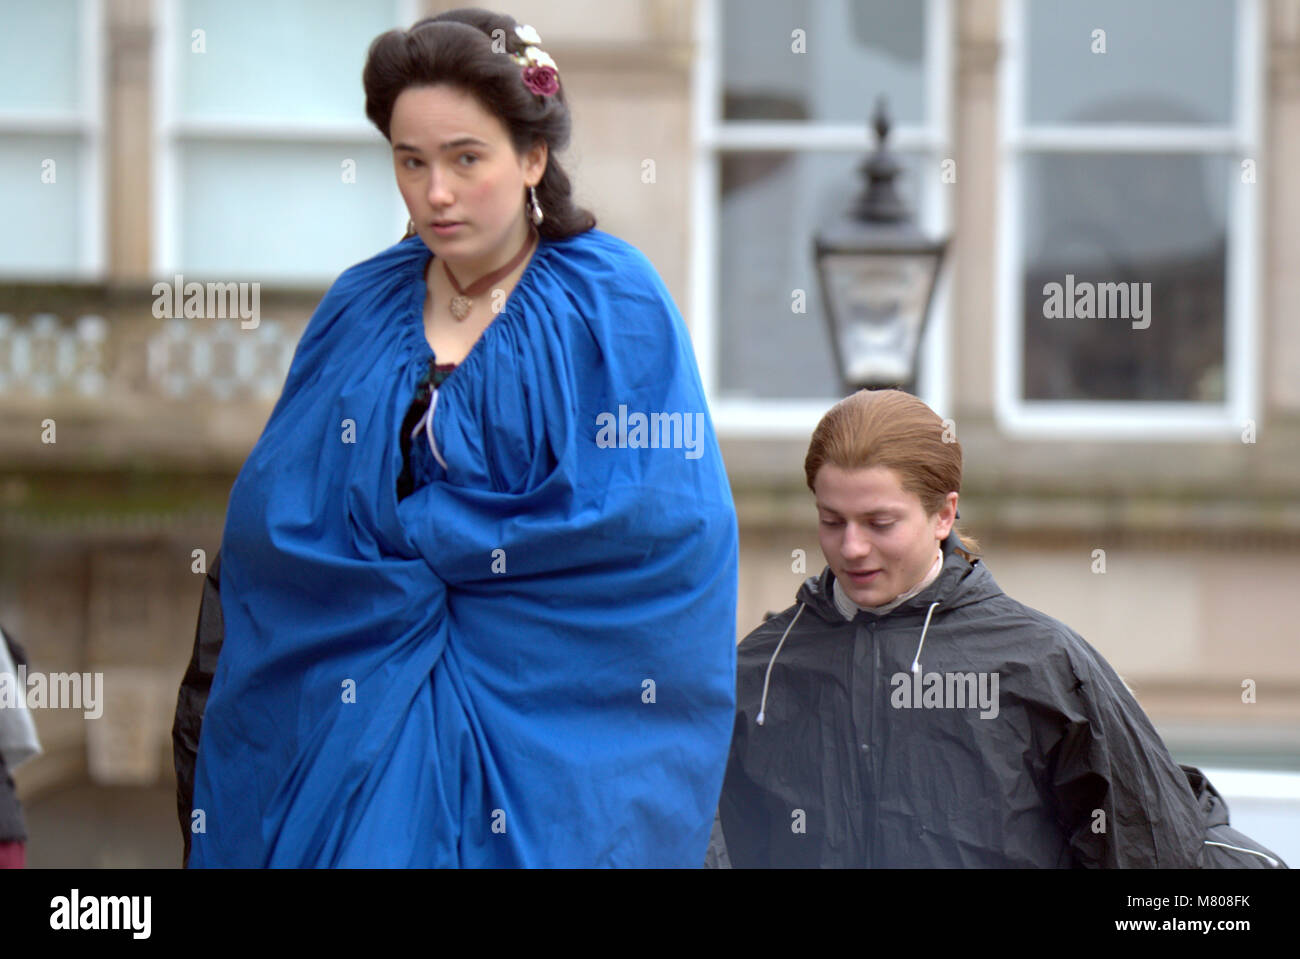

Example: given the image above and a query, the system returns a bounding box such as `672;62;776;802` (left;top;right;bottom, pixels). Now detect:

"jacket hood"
1181;764;1229;828
794;526;1001;625
752;529;1003;728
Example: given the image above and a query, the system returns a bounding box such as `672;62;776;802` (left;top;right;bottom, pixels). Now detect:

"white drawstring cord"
756;604;805;726
910;601;941;673
758;599;939;725
1204;840;1280;867
415;388;448;470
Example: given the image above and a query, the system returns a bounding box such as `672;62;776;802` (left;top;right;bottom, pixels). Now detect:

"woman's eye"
459;153;479;166
402;157;422;169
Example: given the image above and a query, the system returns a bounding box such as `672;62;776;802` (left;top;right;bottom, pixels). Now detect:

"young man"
708;389;1285;868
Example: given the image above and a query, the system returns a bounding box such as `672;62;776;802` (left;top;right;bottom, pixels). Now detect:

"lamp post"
814;97;948;394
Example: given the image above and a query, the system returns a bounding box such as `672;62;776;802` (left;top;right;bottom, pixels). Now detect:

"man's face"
813;464;957;608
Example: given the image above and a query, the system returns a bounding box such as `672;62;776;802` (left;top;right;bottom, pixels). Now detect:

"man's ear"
937;492;958;537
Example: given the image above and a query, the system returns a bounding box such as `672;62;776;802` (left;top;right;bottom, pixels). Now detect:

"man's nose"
841;524;872;558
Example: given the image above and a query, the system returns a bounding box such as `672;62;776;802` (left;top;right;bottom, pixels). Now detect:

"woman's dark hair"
363;8;596;241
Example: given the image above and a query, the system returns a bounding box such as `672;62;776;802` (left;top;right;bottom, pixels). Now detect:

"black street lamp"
814;97;948;394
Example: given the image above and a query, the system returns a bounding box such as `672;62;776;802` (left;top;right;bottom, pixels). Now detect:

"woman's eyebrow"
438;136;489;150
393;136;489;154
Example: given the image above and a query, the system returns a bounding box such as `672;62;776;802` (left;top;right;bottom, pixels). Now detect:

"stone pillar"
1268;0;1300;412
952;0;1002;418
107;0;153;281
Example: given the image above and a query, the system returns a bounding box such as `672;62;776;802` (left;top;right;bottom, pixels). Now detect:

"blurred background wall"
0;0;1296;867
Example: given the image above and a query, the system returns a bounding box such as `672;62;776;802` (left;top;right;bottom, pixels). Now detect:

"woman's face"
389;84;546;272
813;464;957;608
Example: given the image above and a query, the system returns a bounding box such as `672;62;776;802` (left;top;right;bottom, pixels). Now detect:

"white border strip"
1201;767;1300;803
707;123;941;152
1010;126;1241;152
172;117;384;142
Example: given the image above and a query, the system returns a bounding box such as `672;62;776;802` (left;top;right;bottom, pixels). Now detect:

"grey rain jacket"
710;529;1279;868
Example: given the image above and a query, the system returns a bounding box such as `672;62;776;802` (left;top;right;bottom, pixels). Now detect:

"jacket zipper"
867;621;880;868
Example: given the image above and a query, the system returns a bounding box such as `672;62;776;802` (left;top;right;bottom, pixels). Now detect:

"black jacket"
0;628;30;843
172;551;225;868
712;531;1220;868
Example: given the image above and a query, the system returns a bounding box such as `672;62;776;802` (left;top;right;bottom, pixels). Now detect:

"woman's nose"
426;167;453;206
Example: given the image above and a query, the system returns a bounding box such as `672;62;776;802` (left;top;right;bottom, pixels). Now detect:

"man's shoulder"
955;589;1125;697
738;592;841;654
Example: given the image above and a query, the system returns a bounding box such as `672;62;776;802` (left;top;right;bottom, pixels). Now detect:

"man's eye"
871;522;894;530
820;518;843;527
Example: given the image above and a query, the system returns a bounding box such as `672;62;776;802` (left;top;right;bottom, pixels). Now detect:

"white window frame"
0;0;105;279
995;0;1263;440
691;0;955;438
150;0;419;281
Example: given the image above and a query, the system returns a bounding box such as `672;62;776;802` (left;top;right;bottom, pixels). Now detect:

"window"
694;0;954;436
997;0;1262;437
0;0;104;278
152;0;419;283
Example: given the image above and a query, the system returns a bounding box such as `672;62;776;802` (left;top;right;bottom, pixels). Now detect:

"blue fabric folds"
189;230;738;867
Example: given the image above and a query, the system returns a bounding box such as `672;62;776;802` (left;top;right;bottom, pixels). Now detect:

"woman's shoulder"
293;237;426;329
550;226;639;258
546;228;664;287
331;235;428;292
535;228;683;339
292;237;425;341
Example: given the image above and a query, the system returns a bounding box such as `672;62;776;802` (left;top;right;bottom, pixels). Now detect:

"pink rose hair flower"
522;65;559;97
509;24;560;98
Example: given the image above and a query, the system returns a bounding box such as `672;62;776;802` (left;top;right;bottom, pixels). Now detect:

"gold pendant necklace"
442;226;537;322
449;295;473;321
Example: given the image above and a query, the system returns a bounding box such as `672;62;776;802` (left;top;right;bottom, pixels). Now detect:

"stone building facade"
1;0;1296;864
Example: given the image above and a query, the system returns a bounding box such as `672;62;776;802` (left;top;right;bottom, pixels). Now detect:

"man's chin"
839;578;889;609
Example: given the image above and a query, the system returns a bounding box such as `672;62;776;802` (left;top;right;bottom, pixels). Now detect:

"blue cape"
189;229;738;866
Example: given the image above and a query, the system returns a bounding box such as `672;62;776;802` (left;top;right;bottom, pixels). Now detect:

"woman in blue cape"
173;9;738;867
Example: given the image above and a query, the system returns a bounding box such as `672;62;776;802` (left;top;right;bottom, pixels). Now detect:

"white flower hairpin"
509;23;560;97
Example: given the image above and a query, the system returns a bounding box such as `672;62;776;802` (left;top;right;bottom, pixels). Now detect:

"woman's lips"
431;221;464;235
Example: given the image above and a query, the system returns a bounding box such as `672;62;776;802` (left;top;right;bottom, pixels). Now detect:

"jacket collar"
796;528;997;625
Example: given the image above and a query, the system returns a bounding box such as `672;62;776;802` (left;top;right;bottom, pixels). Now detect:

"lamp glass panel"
821;252;937;387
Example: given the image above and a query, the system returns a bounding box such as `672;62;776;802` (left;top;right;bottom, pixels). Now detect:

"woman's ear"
527;139;548;185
